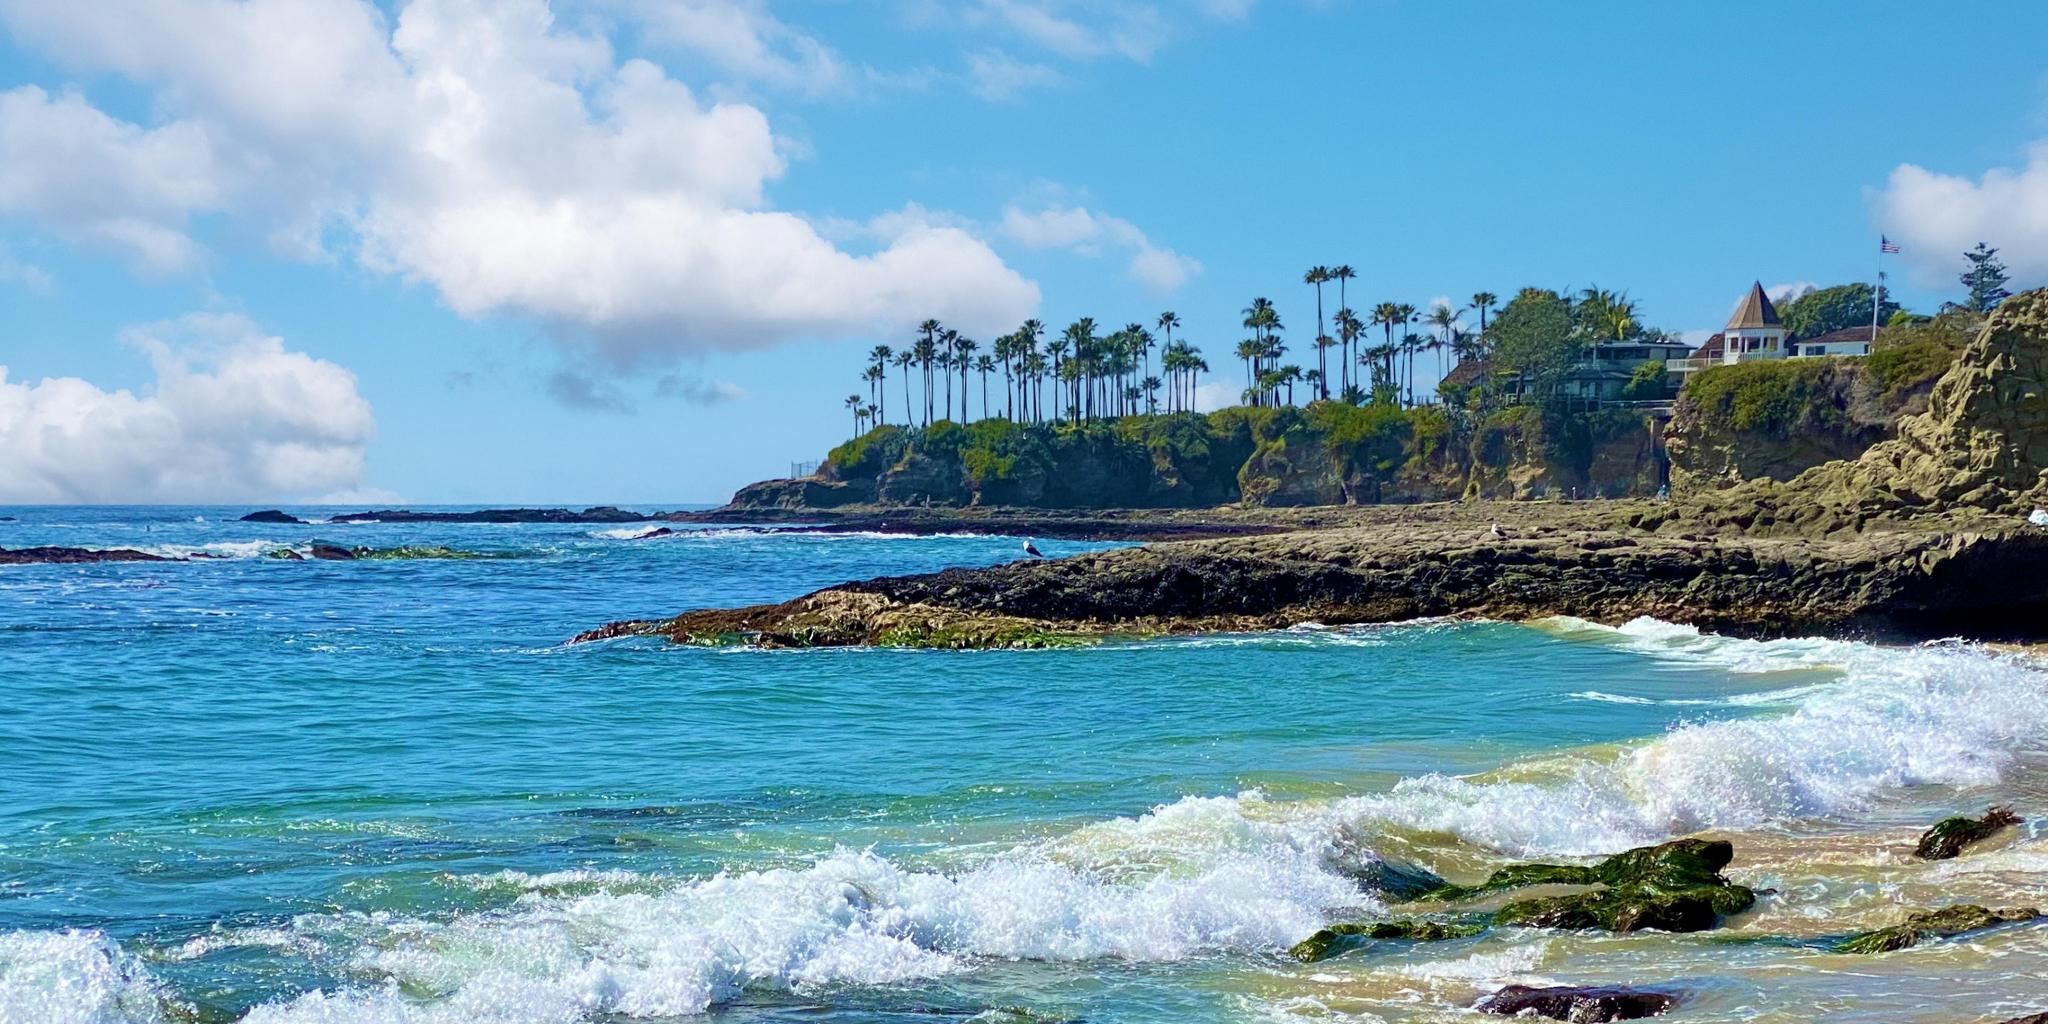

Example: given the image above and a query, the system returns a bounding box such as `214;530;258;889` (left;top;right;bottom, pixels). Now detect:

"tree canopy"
1779;283;1899;339
1489;288;1578;394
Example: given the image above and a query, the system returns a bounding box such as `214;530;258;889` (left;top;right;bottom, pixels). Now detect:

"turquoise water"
5;507;2048;1023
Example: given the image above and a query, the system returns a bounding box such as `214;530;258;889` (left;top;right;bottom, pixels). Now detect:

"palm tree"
869;345;892;424
1142;374;1163;413
1184;347;1209;413
894;350;915;425
1468;292;1498;339
1333;308;1362;398
1017;319;1044;422
1234;338;1263;405
1280;364;1303;406
975;354;996;419
844;394;864;437
916;319;940;426
1305;267;1331;394
1313;334;1336;400
1157;311;1180;354
955;336;979;421
1061;319;1096;422
1332;265;1355;314
1400;332;1427;405
1425;302;1460;390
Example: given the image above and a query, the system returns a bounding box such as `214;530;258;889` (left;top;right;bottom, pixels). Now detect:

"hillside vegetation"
736;403;1664;510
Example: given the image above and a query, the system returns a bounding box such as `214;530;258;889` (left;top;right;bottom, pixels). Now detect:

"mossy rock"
1492;878;1754;933
1420;838;1735;902
1287;918;1485;962
1915;806;2022;860
1420;839;1755;935
1835;904;2039;954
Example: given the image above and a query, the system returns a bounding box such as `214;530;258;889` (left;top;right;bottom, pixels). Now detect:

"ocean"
3;506;2046;1023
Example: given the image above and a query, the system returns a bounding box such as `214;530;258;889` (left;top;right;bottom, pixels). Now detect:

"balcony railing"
1666;352;1784;373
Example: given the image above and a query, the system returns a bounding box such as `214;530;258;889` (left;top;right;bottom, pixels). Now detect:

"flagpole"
1872;238;1882;339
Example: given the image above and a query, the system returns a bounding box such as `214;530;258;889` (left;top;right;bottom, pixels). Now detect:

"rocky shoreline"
577;290;2048;650
572;510;2048;647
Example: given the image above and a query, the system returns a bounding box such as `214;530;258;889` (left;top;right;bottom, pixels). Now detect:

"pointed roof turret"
1726;281;1783;330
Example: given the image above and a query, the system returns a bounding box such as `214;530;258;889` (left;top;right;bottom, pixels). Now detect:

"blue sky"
2;0;2046;505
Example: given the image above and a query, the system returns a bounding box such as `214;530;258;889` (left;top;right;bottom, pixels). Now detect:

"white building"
1717;281;1789;363
1667;281;1874;386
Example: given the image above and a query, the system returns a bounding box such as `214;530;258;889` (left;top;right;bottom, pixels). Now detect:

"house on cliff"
1667;282;1876;387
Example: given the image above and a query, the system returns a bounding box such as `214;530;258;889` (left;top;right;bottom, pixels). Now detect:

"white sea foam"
1320;640;2048;856
140;540;284;560
0;929;167;1024
1538;615;1855;674
245;825;1358;1023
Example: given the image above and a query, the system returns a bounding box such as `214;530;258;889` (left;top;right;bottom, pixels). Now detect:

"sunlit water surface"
2;506;2045;1023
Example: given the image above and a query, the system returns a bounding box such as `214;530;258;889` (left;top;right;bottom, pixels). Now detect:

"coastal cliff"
583;290;2048;649
737;404;1675;511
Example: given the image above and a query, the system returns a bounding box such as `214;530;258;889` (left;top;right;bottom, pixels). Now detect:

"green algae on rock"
1418;839;1756;935
1915;806;2023;860
1287;919;1486;962
1835;904;2040;954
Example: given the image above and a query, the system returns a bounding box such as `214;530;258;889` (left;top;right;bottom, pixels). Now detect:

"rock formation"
1670;290;2048;536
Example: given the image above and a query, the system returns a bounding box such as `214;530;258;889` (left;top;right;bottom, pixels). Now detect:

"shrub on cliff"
825;424;909;479
1307;400;1413;478
1682;359;1856;437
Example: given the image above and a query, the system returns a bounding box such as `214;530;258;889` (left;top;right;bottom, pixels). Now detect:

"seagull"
1489;522;1508;541
1023;540;1044;558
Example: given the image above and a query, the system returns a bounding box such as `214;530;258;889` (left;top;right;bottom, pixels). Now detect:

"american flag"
1880;236;1900;254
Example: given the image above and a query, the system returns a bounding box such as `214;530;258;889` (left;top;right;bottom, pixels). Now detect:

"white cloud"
1191;378;1238;413
0;0;1041;361
965;50;1065;101
1000;203;1199;293
0;85;228;273
616;0;852;97
0;314;377;503
1870;141;2048;287
0;247;51;291
655;374;745;404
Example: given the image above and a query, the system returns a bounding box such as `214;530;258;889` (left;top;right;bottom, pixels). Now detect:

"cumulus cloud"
1000;203;1200;293
0;0;1041;360
1870;141;2048;287
0;85;227;273
0;314;376;503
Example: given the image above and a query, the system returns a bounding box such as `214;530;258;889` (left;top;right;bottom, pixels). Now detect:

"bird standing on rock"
1023;540;1043;558
1489;523;1508;540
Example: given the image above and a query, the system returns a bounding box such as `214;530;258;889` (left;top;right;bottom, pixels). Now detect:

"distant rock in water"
1916;806;2023;860
309;544;356;561
239;510;307;524
0;546;173;565
329;506;651;524
1835;904;2039;954
1475;985;1677;1022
